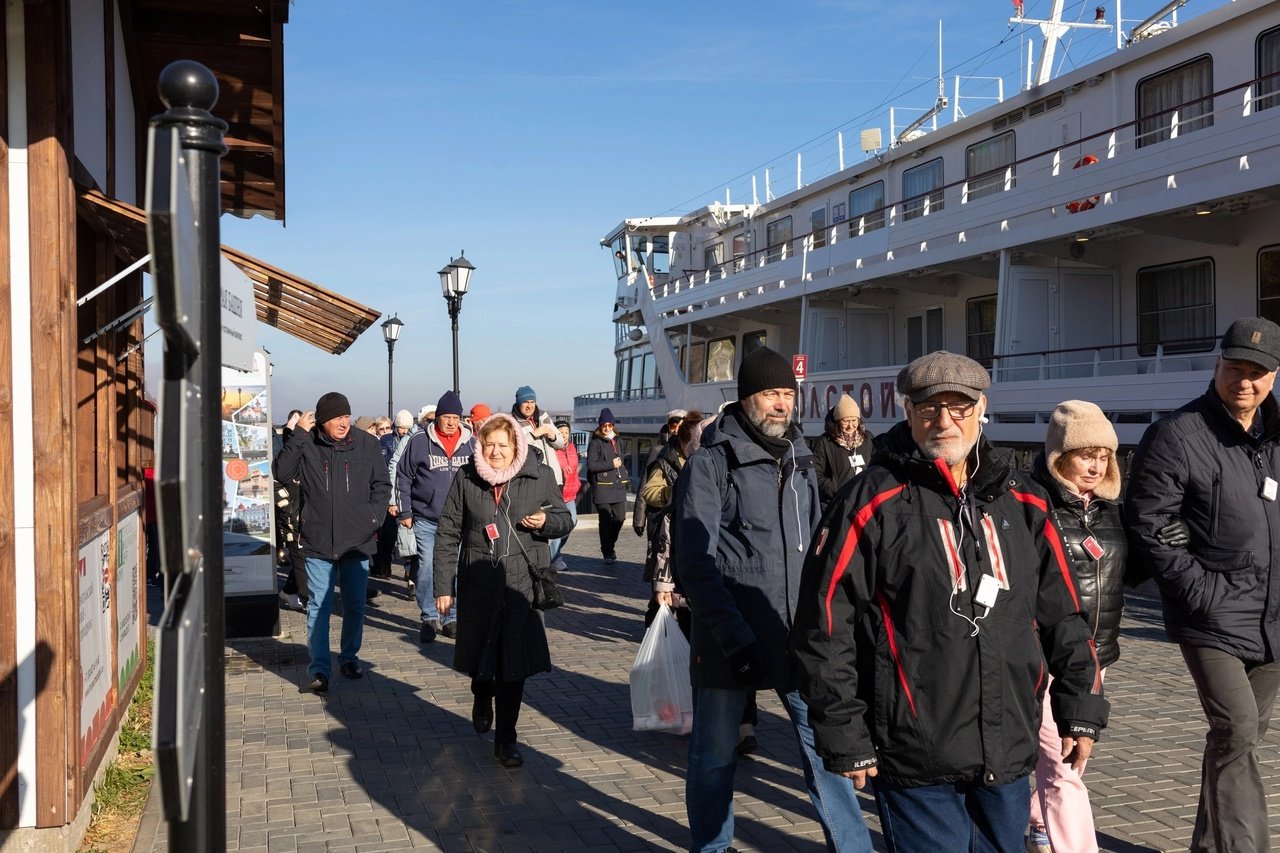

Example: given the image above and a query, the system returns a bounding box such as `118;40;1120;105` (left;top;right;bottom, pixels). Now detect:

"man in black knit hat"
275;391;390;693
673;347;871;852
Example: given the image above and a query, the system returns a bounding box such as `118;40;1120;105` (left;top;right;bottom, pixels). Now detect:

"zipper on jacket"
1081;514;1102;641
345;461;350;492
324;461;330;493
1210;473;1221;540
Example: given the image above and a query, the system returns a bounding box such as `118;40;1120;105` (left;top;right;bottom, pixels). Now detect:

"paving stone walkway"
137;518;1280;852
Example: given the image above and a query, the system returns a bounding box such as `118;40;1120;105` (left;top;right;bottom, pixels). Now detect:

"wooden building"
0;2;379;847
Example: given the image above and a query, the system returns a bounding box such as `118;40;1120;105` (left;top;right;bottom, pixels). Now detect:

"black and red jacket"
792;422;1109;787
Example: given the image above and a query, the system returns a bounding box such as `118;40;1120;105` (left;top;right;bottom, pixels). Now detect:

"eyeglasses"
912;401;978;421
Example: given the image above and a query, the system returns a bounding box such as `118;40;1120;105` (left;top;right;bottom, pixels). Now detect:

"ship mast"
1010;0;1112;89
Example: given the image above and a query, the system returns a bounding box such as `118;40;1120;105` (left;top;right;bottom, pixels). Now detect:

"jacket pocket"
1196;547;1254;572
1209;473;1221;540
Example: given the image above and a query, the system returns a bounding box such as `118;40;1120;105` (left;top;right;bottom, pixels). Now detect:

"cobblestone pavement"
140;517;1280;852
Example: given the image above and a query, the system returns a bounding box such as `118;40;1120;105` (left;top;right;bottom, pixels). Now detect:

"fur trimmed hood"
472;412;531;486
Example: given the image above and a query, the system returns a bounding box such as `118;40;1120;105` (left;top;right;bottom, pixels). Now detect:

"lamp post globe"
441;251;474;395
381;314;403;418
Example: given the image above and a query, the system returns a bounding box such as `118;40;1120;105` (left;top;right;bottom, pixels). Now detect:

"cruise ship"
576;0;1280;472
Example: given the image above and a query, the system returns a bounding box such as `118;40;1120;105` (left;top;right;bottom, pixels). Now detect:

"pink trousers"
1029;670;1104;853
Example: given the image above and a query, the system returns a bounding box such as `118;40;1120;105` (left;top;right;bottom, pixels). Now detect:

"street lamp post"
381;315;403;418
439;251;475;395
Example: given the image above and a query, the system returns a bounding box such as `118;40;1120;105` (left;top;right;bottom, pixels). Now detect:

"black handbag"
530;565;564;611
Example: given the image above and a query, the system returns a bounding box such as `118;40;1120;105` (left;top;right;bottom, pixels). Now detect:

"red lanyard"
492;483;505;510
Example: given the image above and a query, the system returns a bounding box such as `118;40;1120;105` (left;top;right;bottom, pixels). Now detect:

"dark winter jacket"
640;442;685;591
273;426;391;560
433;417;573;683
632;430;674;533
1125;385;1280;662
812;411;877;509
587;430;629;505
1032;453;1129;669
791;421;1108;786
673;404;821;691
395;423;475;523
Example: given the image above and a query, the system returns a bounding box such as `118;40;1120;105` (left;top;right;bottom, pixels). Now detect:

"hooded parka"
1125;384;1280;661
433;415;573;683
673;403;821;691
792;422;1108;786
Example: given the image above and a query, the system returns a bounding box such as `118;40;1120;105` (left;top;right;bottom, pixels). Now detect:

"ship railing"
574;385;665;405
992;336;1220;383
648;68;1280;317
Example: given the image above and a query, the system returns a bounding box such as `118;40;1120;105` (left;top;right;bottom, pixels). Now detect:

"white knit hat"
1045;400;1120;500
394;409;414;428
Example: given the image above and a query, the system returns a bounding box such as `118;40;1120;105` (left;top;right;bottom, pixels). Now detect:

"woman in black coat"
1026;400;1129;853
811;393;876;510
434;413;572;768
586;407;628;564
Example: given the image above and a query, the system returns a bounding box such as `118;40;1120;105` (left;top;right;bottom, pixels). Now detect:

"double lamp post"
381;251;475;418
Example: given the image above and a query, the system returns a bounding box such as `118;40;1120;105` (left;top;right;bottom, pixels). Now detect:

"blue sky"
164;0;1227;420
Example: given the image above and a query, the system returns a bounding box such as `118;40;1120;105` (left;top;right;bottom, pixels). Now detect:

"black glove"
727;645;763;687
1155;516;1190;548
633;523;645;536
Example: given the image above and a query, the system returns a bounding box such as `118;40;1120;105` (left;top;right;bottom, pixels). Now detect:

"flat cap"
896;350;991;404
1220;317;1280;372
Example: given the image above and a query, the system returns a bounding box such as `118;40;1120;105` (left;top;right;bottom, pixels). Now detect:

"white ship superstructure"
577;0;1280;468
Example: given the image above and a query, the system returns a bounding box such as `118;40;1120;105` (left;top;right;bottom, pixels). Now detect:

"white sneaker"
551;558;568;571
279;592;302;611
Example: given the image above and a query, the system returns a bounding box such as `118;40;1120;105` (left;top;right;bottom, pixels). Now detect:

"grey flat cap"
896;351;991;404
1220;317;1280;372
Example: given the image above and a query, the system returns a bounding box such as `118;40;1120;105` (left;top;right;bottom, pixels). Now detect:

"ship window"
705;242;725;279
641;353;656;394
650;236;669;274
1259;27;1280;112
848;182;885;236
1136;55;1213;149
689;341;707;383
766;217;792;264
966;132;1015;202
743;330;767;356
810;207;828;250
615;358;628;394
610;235;628;277
732;233;748;271
707;337;736;382
966;295;997;368
1137;258;1215;356
903;158;945;221
1258;246;1280;326
906;307;944;361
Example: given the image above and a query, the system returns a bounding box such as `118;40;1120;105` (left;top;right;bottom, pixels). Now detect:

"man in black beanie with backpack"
275;391;390;693
673;347;871;852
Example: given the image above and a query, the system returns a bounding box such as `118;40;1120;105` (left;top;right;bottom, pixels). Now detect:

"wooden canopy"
79;189;381;355
128;0;290;220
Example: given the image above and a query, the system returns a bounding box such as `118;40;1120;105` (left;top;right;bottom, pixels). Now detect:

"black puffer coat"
811;410;877;510
433;428;573;683
587;429;629;505
1126;385;1280;662
792;422;1108;785
1032;453;1129;669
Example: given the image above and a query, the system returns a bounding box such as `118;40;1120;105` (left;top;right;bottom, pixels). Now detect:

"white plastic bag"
630;605;693;734
393;522;416;560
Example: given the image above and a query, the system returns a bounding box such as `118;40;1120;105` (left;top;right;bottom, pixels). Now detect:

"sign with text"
219;256;256;371
792;354;809;381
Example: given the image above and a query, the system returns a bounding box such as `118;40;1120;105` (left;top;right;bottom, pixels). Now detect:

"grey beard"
920;436;976;468
746;405;789;438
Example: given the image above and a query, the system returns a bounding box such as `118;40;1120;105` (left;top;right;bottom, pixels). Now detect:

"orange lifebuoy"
1066;155;1101;214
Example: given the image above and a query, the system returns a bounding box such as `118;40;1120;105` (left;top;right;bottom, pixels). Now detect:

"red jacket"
555;442;581;503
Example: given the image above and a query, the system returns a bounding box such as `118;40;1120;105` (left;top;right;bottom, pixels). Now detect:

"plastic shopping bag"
630;605;693;734
393;522;417;560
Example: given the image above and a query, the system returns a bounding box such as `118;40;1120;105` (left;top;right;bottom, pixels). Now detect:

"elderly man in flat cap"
1127;317;1280;853
792;350;1108;852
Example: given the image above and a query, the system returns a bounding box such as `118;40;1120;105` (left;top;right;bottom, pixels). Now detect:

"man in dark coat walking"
674;346;871;853
1126;317;1280;853
274;392;390;693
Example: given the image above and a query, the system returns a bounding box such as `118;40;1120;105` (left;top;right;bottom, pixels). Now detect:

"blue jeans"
413;518;454;625
686;687;872;853
874;777;1029;853
304;554;369;678
548;500;578;562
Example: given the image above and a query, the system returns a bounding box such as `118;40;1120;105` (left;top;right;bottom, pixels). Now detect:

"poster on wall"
78;528;116;764
221;350;277;597
116;511;142;691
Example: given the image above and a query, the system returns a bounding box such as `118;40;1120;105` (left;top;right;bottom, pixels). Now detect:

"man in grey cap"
793;350;1107;852
1126;317;1280;853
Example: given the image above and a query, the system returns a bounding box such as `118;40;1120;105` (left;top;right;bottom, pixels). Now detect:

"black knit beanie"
315;391;351;425
737;347;797;400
